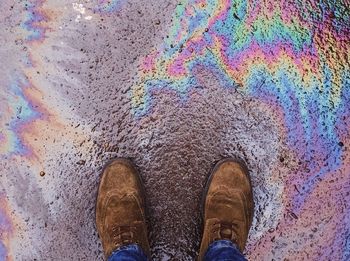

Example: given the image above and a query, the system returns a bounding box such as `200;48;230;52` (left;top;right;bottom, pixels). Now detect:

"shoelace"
111;225;137;247
211;221;239;244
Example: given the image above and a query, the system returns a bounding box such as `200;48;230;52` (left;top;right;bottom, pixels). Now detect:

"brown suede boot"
198;158;254;260
96;158;150;258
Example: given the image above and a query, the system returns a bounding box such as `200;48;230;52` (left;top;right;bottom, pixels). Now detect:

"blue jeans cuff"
204;240;247;261
108;244;148;261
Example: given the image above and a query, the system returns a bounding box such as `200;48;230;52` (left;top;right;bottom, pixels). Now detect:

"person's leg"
198;158;254;261
204;240;246;261
96;158;150;260
108;244;148;261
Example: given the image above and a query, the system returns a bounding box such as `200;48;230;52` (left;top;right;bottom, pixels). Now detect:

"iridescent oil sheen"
131;0;350;257
1;0;349;259
133;0;349;198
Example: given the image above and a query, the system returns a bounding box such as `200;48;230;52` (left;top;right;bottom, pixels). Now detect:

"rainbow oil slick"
21;0;48;43
0;76;43;157
94;0;126;13
1;0;349;259
131;0;350;258
132;0;349;206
